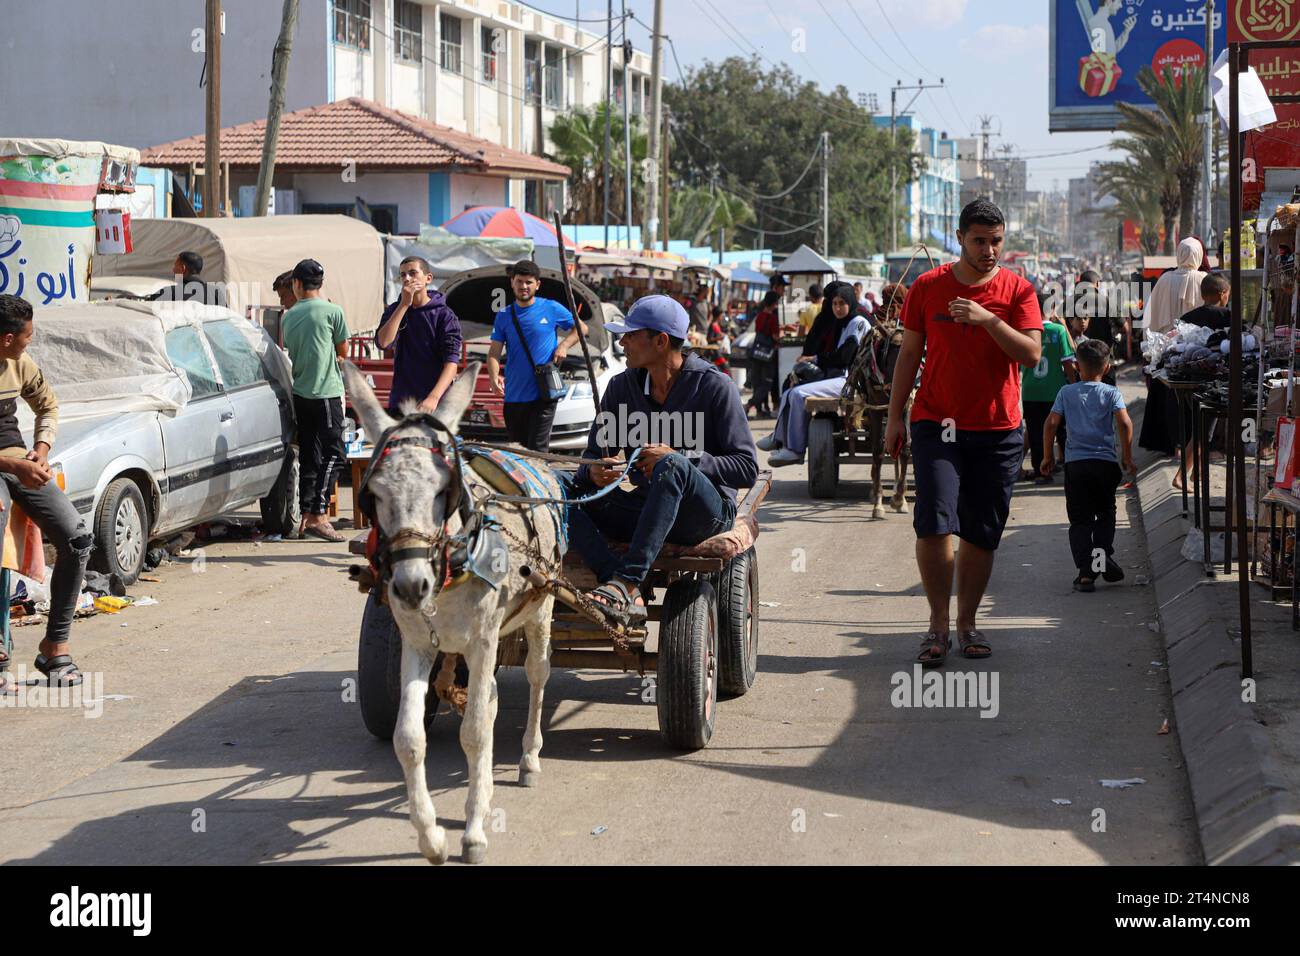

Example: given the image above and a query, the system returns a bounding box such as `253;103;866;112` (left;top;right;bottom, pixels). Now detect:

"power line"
873;0;932;77
841;0;912;77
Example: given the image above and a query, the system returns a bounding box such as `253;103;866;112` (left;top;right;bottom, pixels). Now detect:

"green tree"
1092;158;1163;256
663;56;916;257
548;103;648;227
1114;65;1207;245
1097;131;1181;255
669;185;755;248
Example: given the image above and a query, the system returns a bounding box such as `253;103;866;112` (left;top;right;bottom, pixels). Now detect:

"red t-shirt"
901;263;1043;431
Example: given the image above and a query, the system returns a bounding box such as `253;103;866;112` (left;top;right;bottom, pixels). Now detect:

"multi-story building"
874;116;962;251
0;1;651;222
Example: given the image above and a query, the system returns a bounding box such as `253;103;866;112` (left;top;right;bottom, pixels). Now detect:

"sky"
549;0;1119;193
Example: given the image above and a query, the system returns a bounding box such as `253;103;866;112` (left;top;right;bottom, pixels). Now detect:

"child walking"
1041;339;1136;592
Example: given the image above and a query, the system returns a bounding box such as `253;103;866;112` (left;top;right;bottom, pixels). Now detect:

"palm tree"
548;103;648;227
1115;65;1206;242
1097;131;1181;254
1093;159;1163;255
669;185;755;248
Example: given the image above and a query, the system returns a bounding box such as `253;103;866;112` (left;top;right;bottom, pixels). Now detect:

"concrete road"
0;425;1199;865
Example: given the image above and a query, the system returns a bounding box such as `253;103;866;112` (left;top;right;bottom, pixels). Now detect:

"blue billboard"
1050;0;1227;131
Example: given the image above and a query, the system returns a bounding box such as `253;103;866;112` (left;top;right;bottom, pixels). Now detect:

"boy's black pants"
1063;458;1122;573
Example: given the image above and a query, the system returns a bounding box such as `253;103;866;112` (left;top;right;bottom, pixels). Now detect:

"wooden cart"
803;394;905;500
351;472;772;751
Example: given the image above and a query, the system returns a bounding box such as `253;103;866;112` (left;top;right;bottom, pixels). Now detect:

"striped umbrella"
440;205;574;248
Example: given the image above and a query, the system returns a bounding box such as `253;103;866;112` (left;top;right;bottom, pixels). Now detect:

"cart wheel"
357;591;438;740
808;416;839;499
716;548;758;697
657;577;719;750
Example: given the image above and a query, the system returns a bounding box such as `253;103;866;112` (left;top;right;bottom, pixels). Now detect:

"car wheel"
259;446;301;536
90;477;149;585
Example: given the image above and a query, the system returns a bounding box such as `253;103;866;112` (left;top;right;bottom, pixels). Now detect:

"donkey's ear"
341;360;392;440
433;361;481;434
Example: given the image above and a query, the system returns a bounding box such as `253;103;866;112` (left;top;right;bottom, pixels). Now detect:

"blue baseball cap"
604;295;689;339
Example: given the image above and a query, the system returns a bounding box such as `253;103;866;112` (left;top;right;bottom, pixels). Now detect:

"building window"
333;0;371;51
524;39;540;104
631;74;642;114
440;13;463;75
543;45;562;109
612;67;624;106
394;0;422;63
482;26;499;84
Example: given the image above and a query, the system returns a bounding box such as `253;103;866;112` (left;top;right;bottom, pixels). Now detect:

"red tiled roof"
139;97;569;179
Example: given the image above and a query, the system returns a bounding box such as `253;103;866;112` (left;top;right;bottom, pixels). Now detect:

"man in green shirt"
1022;311;1077;485
282;258;349;541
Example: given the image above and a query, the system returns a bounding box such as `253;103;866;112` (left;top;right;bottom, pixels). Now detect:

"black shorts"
910;419;1025;551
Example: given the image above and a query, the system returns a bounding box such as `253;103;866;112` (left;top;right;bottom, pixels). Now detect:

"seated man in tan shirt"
0;294;93;691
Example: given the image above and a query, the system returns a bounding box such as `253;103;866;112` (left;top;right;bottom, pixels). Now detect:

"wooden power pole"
255;0;299;217
204;0;223;217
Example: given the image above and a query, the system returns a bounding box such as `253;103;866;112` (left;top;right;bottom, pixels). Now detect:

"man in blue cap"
562;295;758;624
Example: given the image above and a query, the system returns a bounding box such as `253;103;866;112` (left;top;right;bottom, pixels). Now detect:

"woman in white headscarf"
1139;237;1208;462
1143;237;1207;336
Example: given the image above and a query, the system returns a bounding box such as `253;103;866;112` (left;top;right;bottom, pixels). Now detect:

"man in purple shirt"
375;256;463;412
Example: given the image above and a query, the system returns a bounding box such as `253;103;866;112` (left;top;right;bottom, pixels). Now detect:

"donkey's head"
343;360;481;612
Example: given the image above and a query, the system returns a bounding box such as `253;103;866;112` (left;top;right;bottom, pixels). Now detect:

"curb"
1130;426;1300;865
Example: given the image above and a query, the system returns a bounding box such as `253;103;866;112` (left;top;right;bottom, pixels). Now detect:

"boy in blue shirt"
487;259;582;450
1042;339;1136;592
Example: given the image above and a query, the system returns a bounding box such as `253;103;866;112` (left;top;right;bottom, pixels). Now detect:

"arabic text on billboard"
1052;1;1228;132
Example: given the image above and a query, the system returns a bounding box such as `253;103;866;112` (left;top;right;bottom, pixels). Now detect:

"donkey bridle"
357;412;471;593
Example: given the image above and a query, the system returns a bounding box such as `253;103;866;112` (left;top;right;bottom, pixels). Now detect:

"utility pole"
661;106;670;251
603;0;612;247
890;78;946;252
255;0;298;217
204;0;223;217
643;0;663;250
821;131;830;255
621;5;633;250
1202;0;1215;242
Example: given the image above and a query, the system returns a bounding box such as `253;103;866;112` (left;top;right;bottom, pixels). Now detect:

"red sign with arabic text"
1230;0;1300;210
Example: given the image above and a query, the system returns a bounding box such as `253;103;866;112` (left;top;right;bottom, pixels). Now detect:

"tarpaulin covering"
91;214;385;333
17;299;292;428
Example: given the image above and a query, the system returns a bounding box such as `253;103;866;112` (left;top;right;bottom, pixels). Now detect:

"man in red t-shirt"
884;200;1044;668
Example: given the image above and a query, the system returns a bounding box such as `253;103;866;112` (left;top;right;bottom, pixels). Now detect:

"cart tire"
808;416;839;499
357;591;438;739
657;577;719;750
716;548;759;697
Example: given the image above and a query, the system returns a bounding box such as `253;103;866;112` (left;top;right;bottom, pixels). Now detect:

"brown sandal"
916;633;951;668
959;630;992;659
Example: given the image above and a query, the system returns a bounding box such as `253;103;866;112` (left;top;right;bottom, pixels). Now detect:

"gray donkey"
343;360;562;865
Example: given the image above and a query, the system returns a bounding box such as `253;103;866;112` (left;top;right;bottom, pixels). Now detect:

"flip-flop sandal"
916;633;950;668
34;653;84;687
586;579;648;628
959;630;992;659
304;524;345;542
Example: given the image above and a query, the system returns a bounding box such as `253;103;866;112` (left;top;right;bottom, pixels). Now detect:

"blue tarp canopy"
728;265;770;285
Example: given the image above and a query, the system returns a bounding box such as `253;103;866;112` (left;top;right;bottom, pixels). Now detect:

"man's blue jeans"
560;453;735;587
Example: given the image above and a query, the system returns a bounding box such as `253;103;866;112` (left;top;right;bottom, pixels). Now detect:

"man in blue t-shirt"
487;259;581;450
